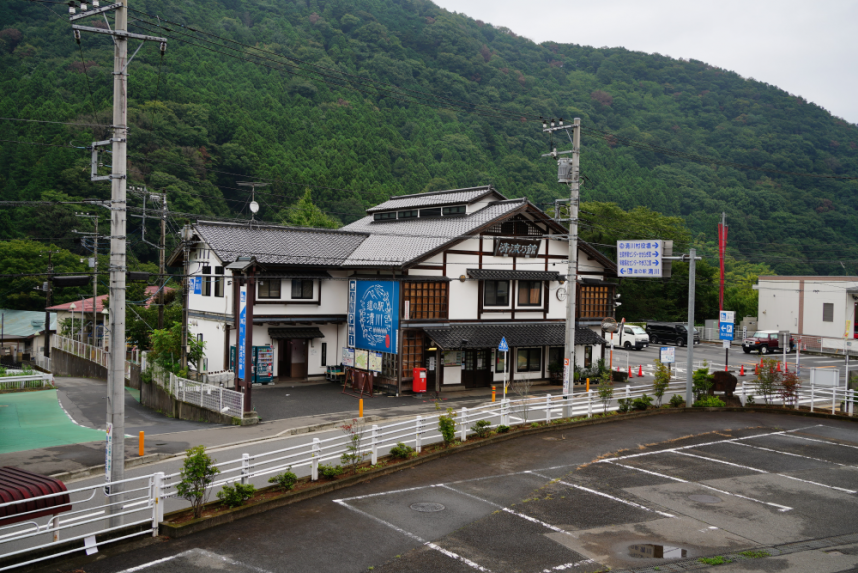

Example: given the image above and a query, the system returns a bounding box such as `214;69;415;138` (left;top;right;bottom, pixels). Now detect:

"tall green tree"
279;189;341;229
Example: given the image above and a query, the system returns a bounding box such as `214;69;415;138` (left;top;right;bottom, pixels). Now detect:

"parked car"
645;322;700;346
620;325;650;350
742;330;795;354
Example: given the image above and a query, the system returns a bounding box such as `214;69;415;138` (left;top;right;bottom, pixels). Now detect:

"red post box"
412;367;427;393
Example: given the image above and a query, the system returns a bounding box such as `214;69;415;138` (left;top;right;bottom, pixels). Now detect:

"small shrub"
471;420;492;438
669;394;685;408
617;398;631;413
318;463;344;479
745;395;756;405
631;394;654;411
217;482;256;508
437;407;457;447
390;442;415;459
268;470;297;491
693;395;726;408
176;445;220;518
530;422;540;428
698;556;730;565
496;425;510;433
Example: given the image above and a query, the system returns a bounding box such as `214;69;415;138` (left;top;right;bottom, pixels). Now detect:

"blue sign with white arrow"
498;337;509;352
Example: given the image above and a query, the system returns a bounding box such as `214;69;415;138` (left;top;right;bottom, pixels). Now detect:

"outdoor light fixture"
428;346;437;351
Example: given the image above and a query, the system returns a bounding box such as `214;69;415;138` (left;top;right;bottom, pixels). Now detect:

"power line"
0;138;87;149
0;117;111;128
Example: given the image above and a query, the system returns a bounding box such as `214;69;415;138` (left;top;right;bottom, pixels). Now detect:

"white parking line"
784;434;858;451
334;499;493;572
728;441;850;467
439;484;574;536
117;549;274;573
672;451;856;494
528;472;676;518
543;559;596;571
604;460;793;512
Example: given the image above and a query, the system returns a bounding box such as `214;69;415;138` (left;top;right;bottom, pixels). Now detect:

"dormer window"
398;210;418;219
373;212;396;221
420;207;442;218
442;205;466;216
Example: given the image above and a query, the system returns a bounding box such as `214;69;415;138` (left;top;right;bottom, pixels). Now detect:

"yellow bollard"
138;431;144;457
586;378;589;392
359;398;364;418
492;386;496;403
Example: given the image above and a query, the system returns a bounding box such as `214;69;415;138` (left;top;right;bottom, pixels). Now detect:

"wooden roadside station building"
171;186;617;408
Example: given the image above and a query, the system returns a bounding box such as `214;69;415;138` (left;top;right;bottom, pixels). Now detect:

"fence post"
460;407;467;442
415;416;422;453
310;438;320;481
587;390;593;418
219;387;223;414
371;425;378;465
241;453;251;485
741;381;746;402
625;384;630;401
849;389;854;417
545;394;552;423
832;386;837;415
810;382;815;412
152;472;165;536
501;398;510;426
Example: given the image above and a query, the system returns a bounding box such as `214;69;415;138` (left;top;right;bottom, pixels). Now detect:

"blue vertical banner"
348;280;356;348
237;287;246;380
349;280;399;354
192;276;202;295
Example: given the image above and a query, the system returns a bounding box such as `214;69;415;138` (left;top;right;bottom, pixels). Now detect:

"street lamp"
69;303;77;342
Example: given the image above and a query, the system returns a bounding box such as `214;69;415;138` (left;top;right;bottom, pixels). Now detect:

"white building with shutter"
170;186;618;397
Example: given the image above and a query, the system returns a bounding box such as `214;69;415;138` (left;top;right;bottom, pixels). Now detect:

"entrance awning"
423;323;605;350
268;327;325;339
466;269;561;281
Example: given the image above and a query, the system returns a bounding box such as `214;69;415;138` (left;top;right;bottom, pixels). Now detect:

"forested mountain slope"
1;0;857;276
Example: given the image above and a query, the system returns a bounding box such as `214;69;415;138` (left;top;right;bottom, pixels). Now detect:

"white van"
620;325;650;350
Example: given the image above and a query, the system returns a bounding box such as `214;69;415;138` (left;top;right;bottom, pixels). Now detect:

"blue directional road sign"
617;240;663;278
498;337;509;352
719;323;734;341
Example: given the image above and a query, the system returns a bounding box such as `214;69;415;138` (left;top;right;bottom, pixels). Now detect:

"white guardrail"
0;372;53;392
1;379;854;569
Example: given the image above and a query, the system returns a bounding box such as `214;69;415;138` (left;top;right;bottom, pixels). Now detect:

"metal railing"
51;336;134;380
2;377;853;569
0;372;53;392
167;372;244;419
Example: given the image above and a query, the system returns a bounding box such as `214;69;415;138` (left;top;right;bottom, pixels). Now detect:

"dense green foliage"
2;0;857;321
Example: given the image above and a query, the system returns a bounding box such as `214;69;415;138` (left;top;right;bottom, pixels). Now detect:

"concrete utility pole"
70;0;167;525
542;117;580;401
42;251;60;359
662;249;701;405
159;193;167;330
181;225;191;372
75;212;100;344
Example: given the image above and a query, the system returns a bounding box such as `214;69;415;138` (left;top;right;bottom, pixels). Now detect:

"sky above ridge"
436;0;858;125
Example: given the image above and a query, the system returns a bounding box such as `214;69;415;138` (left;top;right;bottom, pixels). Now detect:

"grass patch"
698;556;731;565
738;550;770;558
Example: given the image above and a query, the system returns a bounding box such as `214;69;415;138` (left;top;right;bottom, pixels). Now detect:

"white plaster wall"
195;318;227;372
757;280;800;334
800;280;858;338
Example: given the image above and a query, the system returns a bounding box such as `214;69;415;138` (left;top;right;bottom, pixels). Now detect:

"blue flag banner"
237;288;246;380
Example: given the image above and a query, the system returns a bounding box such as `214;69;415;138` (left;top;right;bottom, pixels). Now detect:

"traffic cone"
785;361;789;373
725;363;728;372
740;364;745;377
754;364;759;376
776;361;781;372
638;365;644;377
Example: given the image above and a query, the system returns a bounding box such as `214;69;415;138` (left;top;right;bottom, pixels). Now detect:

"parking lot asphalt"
74;411;858;573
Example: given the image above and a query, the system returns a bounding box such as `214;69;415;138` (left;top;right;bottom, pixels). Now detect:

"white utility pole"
542;118;580;407
686;249;696;406
70;0;167;525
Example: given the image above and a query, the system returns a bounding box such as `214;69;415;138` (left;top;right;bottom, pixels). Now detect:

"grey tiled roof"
194;221;368;267
423;323;605;349
342;199;526;266
467;269;561;281
366;186;503;213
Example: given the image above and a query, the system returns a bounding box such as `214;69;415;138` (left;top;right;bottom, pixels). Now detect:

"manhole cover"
688;494;722;504
628;544;688;559
410;502;445;512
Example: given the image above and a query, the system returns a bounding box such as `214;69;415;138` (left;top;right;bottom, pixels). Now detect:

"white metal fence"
51;336;134;379
167;372;244;419
0;372;53;392
2;377;853;570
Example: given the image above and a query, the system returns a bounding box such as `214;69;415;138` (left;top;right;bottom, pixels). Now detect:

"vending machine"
230;344;274;384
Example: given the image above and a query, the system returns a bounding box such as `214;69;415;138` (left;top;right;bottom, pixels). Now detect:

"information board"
355;348;369;370
719;310;735;341
342;347;354;367
617;240;663;278
660;346;675;364
369;351;383;373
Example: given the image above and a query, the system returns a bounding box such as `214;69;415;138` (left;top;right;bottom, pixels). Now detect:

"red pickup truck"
742;330;795;354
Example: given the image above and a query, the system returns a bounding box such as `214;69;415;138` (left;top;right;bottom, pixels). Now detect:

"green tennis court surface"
0;389;105;454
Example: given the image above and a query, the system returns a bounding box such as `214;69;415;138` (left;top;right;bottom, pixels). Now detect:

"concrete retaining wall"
50;348;108;379
140;379;250;425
